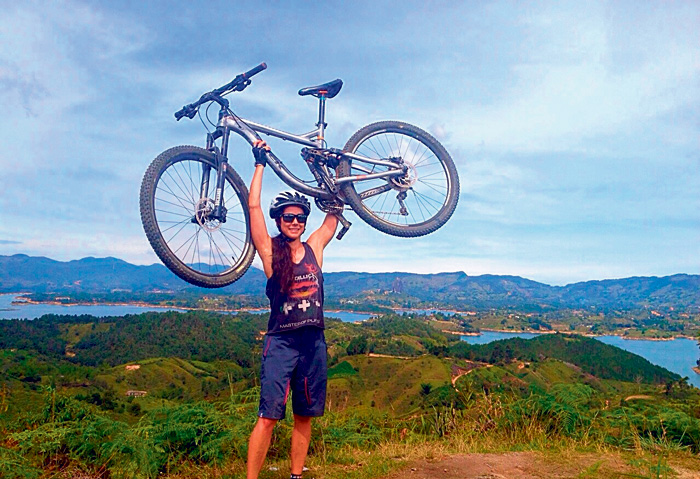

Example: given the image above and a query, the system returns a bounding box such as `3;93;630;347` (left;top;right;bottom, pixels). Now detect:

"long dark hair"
271;233;294;293
271;214;308;293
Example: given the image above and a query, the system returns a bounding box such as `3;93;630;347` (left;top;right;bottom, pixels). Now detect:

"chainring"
315;197;345;215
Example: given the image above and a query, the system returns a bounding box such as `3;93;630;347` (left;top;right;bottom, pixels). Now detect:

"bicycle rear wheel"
337;121;459;237
140;145;255;288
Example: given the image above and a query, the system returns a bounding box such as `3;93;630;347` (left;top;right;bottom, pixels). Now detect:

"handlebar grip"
174;104;195;120
242;62;267;79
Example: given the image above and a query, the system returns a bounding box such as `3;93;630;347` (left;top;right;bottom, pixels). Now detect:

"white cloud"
423;3;700;156
0;1;698;285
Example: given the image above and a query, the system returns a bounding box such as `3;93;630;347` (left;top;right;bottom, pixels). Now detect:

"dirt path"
451;360;491;386
377;451;700;479
367;353;413;360
624;394;653;401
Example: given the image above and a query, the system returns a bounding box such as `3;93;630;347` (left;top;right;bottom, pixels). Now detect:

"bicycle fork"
191;129;231;227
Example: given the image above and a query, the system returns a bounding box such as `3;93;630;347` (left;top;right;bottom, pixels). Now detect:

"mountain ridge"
1;254;698;310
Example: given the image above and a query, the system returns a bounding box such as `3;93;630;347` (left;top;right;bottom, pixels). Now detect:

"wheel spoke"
164;169;196;207
411;188;443;210
410;145;433;169
154;208;194;220
410;189;430;221
171;226;199;257
416;178;448;197
159;217;192;235
183;228;200;265
219;228;244;258
156;184;193;212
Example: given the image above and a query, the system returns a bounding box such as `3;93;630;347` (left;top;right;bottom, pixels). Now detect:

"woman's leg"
247;417;278;479
290;414;312;475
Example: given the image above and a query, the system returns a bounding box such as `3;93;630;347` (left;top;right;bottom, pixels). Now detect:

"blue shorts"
259;327;327;419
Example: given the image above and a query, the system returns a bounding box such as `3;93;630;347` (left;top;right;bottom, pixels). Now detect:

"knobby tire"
140;145;255;288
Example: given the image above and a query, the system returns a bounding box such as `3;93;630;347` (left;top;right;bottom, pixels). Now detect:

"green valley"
2;310;699;478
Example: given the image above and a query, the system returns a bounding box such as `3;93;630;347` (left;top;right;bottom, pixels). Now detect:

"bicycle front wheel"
140;145;255;288
337;121;459;237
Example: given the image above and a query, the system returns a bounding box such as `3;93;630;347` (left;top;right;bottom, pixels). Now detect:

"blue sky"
0;0;697;285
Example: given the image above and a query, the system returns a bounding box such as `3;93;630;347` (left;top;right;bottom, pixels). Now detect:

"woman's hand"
252;139;270;167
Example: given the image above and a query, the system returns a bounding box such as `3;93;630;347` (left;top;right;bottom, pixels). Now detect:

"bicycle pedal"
336;214;352;240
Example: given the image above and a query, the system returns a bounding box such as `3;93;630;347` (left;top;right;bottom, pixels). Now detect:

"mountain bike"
140;63;460;288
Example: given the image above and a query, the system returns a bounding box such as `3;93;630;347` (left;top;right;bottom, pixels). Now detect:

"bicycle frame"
206;101;407;202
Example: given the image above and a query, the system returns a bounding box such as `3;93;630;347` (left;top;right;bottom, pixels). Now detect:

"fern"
0;446;41;479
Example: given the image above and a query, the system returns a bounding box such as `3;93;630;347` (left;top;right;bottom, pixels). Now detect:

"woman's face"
278;205;307;240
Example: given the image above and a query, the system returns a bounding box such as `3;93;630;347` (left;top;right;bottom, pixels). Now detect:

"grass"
337;355;451;415
3;354;700;479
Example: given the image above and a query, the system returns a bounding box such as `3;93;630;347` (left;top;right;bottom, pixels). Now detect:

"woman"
246;140;338;479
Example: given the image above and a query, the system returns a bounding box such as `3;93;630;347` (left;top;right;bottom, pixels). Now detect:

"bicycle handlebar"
174;62;267;120
243;62;267;79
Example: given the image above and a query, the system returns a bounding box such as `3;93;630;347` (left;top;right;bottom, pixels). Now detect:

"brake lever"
175;104;197;121
233;79;251;92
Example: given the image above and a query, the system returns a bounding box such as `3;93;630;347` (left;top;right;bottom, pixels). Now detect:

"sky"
0;0;698;286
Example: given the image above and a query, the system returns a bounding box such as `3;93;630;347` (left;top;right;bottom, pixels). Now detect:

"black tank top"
265;242;324;334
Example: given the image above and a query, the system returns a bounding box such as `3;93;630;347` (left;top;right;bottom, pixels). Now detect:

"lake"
461;330;700;388
0;294;372;322
0;294;189;319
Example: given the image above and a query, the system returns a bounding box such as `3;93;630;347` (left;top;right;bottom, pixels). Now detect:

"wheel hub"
194;198;221;232
391;161;418;190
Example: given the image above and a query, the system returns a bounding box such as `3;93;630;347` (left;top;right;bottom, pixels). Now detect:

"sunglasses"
281;213;308;224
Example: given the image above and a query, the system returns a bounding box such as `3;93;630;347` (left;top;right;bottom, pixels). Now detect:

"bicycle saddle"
298;79;343;99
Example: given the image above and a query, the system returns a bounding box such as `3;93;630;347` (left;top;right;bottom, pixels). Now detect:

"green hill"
2;310;699;479
328;355;451;416
449;333;680;384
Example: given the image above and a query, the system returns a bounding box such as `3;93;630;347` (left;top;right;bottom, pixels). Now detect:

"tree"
346;335;368;355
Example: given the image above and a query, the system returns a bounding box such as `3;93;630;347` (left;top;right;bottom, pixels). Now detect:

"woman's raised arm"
249;162;274;278
307;213;339;269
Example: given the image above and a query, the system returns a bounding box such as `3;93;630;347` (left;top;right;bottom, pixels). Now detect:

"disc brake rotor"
195;198;221;232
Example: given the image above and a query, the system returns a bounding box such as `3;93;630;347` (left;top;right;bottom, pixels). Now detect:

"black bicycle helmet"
269;191;311;219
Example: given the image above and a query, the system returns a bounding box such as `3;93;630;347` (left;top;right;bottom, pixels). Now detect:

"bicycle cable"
203;101;218;130
197;106;212;132
196;84;240;131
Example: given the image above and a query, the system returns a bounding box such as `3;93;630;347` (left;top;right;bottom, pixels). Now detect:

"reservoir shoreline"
4;293;698;341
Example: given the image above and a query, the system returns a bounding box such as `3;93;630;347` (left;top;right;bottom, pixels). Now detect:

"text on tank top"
265;242;324;334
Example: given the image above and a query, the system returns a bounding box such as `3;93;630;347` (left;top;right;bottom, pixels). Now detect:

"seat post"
316;94;327;146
